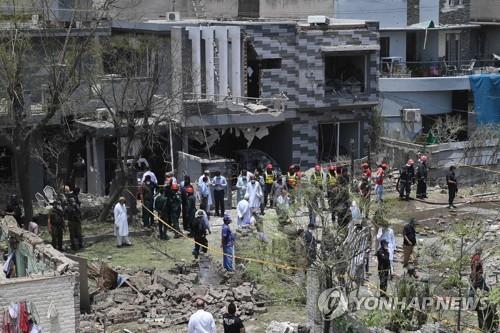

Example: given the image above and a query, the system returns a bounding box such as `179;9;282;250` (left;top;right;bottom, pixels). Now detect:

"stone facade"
242;22;379;166
439;0;471;25
407;0;420;25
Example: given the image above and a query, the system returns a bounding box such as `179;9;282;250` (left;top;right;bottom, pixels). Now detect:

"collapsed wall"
0;216;80;333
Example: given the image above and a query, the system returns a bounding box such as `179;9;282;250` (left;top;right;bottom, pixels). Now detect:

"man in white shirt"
114;197;132;247
141;167;158;186
187;299;216;333
212;170;228;217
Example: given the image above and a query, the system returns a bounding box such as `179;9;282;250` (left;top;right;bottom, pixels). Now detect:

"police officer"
169;183;182;238
416;155;428;199
263;164;276;208
48;200;65;251
155;189;170;240
399;159;415;200
65;197;83;250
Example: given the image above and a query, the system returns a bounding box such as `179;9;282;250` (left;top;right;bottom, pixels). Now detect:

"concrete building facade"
162;19;379;168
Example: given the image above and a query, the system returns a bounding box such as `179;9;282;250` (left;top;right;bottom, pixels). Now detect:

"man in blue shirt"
221;214;235;271
212;171;228;217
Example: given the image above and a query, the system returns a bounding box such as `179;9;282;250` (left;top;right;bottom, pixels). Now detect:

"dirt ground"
38;181;499;332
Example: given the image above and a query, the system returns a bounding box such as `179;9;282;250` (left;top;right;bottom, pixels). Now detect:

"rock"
233;285;253;302
184;272;199;284
129;271;151;292
266;321;299;333
155;272;181;290
144;283;165;295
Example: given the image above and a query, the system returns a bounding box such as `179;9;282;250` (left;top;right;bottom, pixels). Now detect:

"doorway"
318;122;360;162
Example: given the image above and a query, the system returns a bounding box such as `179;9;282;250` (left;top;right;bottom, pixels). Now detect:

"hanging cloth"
18;302;29;333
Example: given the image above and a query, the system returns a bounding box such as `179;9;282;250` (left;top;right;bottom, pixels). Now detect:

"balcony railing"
183;93;288;113
380;59;500;78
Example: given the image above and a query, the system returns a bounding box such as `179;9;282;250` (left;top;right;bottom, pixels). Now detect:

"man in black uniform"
416;155;428;199
48;200;65;251
446;165;458;209
223;302;245;333
141;175;155;228
376;239;391;298
399;159;415;200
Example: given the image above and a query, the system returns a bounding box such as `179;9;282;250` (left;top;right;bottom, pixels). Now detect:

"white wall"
0;275;79;333
420;0;440;24
261;0;334;18
381;31;407;61
334;0;406;28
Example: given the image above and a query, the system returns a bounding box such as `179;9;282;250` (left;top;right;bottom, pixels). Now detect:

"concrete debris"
266;321;310;333
82;261;268;331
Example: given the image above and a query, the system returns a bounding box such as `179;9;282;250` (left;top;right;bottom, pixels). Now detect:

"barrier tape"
126;190;489;331
125;189;302;271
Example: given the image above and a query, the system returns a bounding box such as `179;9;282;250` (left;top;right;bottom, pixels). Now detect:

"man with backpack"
192;210;210;259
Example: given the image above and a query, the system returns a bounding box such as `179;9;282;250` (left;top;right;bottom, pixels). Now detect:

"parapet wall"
0;216;80;333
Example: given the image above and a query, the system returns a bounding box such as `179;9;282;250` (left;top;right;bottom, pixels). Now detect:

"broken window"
325;55;366;96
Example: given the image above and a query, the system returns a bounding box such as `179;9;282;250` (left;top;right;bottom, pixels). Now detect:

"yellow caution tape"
126;189;302;271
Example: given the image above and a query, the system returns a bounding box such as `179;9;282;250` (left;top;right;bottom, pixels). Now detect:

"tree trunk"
98;173;128;223
14;136;33;229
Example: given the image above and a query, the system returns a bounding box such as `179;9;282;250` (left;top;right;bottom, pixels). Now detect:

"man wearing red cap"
263;164;276;209
416;155;428;199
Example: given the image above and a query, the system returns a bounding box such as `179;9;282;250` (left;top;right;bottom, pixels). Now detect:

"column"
187;27;202;98
228;26;241;100
171;28;184;103
202;27;215;100
215;27;228;99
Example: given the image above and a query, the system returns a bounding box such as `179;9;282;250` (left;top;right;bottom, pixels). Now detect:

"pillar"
187;27;202;98
228;26;241;100
215;27;228;99
202;27;215;100
86;136;105;196
171;28;184;102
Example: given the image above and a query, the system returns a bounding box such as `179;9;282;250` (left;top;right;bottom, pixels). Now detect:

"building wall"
242;22;378;165
381;31;407;61
260;0;334;18
482;27;500;57
0;275;79;333
439;0;470;25
334;0;407;29
470;0;500;22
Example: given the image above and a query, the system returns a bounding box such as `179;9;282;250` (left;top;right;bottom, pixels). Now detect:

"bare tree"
430;114;466;144
0;0;114;227
85;33;184;222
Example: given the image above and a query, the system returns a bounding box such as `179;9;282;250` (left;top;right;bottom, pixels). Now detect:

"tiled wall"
243;22;379;166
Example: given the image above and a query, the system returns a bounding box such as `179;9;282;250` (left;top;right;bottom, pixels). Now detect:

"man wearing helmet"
263;164;276;209
399;159;415;200
416;155;428;199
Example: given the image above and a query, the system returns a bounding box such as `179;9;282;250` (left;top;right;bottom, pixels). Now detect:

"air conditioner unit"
166;12;180;21
308;16;330;25
402;108;421;122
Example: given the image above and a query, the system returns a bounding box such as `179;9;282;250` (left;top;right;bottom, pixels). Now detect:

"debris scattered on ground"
81;258;269;332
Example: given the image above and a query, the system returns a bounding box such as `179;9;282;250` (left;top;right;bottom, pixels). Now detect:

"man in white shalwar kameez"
198;170;213;209
114;197;132;247
246;176;263;213
237;194;251;227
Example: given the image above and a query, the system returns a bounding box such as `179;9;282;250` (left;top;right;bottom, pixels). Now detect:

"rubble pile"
80;261;268;332
78;193;108;220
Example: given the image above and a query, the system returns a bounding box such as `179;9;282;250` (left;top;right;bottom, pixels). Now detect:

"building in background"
334;0;500;141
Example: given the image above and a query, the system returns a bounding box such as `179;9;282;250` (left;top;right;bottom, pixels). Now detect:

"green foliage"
360;310;388;328
369;107;384;151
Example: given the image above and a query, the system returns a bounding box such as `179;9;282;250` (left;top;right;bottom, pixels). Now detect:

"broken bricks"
84;263;267;331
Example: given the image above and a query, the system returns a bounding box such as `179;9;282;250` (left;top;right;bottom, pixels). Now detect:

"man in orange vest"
263;164;276;209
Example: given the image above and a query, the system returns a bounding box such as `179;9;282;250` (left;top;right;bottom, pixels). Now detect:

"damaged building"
0;216;81;332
